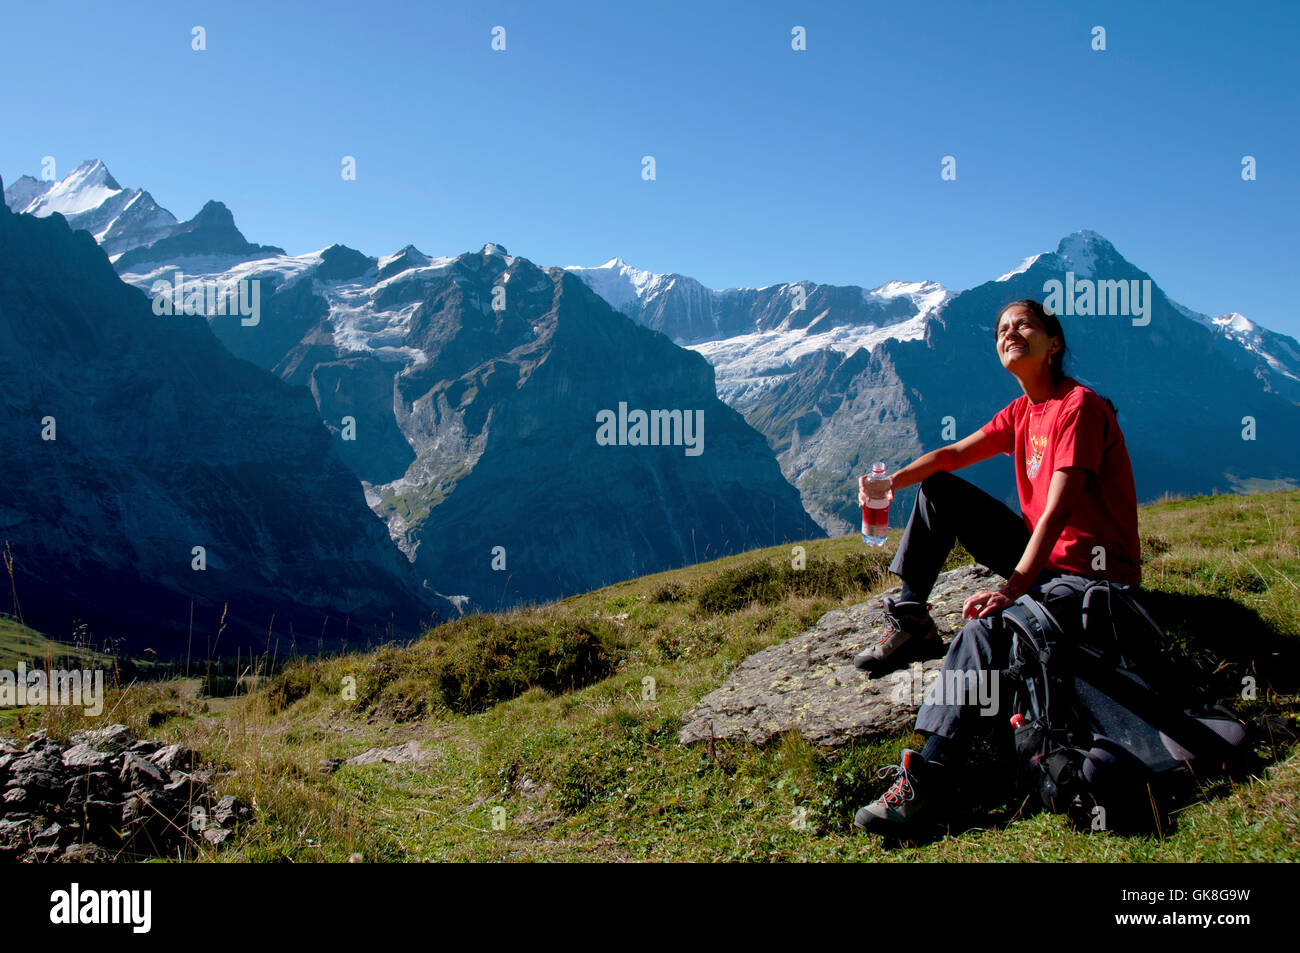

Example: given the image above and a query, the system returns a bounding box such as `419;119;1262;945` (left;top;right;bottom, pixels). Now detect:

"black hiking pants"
889;471;1086;742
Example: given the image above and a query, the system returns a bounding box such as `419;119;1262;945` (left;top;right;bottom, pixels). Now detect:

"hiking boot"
853;748;945;833
853;597;941;673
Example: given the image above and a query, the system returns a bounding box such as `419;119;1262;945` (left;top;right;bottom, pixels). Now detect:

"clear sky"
4;0;1296;334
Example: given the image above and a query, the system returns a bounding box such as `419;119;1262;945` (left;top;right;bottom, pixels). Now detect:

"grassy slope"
20;491;1300;862
0;614;109;669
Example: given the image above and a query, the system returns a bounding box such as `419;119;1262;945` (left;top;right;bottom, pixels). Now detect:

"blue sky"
4;0;1297;334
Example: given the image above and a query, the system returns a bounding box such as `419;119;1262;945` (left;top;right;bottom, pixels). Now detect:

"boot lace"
875;762;916;806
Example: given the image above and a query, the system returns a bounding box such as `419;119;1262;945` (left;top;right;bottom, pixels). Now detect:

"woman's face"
995;306;1060;374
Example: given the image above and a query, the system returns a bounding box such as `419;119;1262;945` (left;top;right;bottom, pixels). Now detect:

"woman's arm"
860;429;1003;504
962;466;1089;618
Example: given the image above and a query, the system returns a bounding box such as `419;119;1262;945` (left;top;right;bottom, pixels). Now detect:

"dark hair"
995;298;1117;414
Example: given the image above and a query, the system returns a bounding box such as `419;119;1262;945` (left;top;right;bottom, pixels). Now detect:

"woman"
852;298;1140;834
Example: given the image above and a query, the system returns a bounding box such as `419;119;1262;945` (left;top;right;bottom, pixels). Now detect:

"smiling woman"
849;296;1142;835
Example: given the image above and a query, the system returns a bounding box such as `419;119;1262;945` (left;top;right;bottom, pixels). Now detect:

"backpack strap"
1079;581;1122;666
1003;596;1070;722
1005;594;1066;655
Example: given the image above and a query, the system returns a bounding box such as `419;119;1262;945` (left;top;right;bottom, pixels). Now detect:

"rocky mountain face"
116;238;821;611
112;200;285;272
0;181;434;654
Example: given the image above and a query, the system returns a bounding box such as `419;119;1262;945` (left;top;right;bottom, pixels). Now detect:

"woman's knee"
918;469;967;501
944;616;1002;664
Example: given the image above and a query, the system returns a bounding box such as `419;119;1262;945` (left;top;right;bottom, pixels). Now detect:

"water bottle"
861;462;892;546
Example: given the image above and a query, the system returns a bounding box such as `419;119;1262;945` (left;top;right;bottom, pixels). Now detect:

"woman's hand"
962;589;1016;619
858;472;895;507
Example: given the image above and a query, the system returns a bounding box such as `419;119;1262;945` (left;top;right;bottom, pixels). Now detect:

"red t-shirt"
980;378;1141;586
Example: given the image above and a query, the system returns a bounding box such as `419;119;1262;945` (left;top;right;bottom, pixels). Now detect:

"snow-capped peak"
19;158;123;218
996;254;1042;282
67;158;120;191
379;244;430;269
866;279;951;314
1055;229;1110;276
5;158;181;257
563;255;665;312
1213;312;1256;334
480;242;508;257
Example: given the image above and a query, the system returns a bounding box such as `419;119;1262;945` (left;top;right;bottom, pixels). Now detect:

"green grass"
0;613;110;669
19;490;1300;862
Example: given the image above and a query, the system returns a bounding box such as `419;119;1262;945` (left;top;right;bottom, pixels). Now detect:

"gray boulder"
70;724;132;753
679;565;1003;747
119;752;166;790
150;744;197;773
344;739;438;767
61;743;116;770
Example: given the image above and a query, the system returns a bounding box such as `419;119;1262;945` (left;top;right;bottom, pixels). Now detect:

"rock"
76;800;122;844
0;817;35;856
61;743;116;770
63;771;118;803
0;724;240;860
120;789;186;853
162;772;209;803
7;752;64;798
212;795;250;828
22;735;58;755
678;565;1003;747
119;752;166;790
201;827;231;847
61;843;112;862
0;738;22;755
71;724;132;753
34;821;67;846
344;739;438;767
149;744;196;773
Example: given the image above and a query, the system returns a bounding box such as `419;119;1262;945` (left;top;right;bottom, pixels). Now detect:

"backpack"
1000;575;1249;834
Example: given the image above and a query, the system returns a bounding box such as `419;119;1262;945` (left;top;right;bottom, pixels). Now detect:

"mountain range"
5;159;1297;645
562;237;1300;535
3;162;818;644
